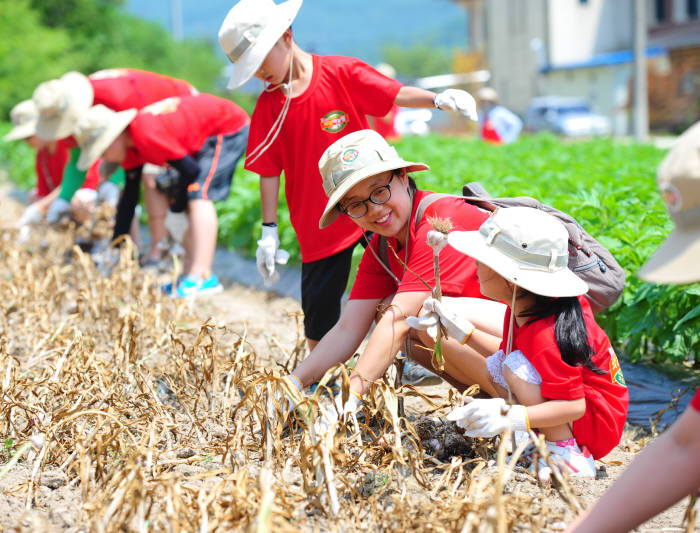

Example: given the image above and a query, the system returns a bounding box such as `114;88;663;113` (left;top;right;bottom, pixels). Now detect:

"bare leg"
185;199;217;279
504;365;574;442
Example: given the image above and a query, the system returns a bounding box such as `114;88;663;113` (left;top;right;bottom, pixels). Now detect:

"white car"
525;97;611;137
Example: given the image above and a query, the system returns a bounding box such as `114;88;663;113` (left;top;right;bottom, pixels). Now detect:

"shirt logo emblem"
320;110;349;133
142;97;181;116
609;348;626;387
89;68;130;80
660;183;682;213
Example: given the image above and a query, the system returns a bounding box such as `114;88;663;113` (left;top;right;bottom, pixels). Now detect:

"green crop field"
3;128;699;365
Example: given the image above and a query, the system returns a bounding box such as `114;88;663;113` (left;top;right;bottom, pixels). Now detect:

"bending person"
290;129;505;407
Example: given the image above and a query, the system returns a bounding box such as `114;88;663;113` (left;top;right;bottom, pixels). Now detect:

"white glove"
406;297;475;343
434;89;478;121
46;198;71;225
97;181;120;207
447;397;529;438
255;225;290;285
16;204;43;227
426;229;449;254
316;391;362;433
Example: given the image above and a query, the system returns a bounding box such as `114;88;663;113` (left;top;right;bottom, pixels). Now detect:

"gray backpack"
378;182;626;314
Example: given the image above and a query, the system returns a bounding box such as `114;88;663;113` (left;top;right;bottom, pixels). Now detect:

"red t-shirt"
121;94;249;170
89;68;196;111
245;54;403;262
35;139;70;197
369;105;401;141
691;388;700;412
499;296;629;459
350;192;488;300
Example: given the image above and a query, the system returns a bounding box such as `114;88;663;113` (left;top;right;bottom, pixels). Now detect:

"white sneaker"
542;439;596;478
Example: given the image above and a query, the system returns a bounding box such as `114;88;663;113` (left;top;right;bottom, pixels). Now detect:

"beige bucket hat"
218;0;302;90
74;105;137;171
318;129;429;229
448;207;589;298
33;71;94;140
4;100;38;141
639;121;700;284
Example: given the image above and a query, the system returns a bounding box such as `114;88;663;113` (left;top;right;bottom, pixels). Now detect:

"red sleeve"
244;95;283;176
83;160;101;190
523;329;585;400
347;59;403;117
349;235;399;300
691;388;700;412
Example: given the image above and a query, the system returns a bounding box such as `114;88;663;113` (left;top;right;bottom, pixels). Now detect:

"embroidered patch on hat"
320;110;349;133
660;182;682;213
341;148;359;164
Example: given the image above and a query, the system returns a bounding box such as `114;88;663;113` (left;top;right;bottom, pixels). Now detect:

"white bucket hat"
639;120;700;284
318;129;429;229
74;105;137;171
4;100;38;141
448;207;589;298
218;0;302;90
33;71;94;140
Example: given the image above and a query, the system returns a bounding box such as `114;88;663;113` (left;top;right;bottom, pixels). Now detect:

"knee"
503;365;543;406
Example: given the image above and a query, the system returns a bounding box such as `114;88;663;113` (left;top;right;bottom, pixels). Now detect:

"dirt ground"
0;187;696;532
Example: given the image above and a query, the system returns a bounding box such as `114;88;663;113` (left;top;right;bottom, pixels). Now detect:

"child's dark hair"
519;292;606;375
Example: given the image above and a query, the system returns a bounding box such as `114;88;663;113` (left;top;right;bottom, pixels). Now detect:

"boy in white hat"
3;99;99;232
33;68;197;232
219;0;480;350
567;122;700;531
421;207;628;477
74;93;249;297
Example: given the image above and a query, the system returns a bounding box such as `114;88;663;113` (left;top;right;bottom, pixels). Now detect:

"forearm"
112;168;142;240
34;188;60;213
466;329;503;358
567;408;700;533
260;176;280;224
526;398;586;429
394;86;436;108
58;149;87;202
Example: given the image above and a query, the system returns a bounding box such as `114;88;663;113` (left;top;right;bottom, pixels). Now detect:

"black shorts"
301;240;360;341
186;126;249;202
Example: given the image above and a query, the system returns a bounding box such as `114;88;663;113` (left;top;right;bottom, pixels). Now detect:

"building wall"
648;46;700;131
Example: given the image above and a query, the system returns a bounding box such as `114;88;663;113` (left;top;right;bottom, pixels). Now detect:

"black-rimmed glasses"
340;174;395;218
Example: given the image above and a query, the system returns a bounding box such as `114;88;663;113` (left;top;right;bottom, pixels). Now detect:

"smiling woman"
289;129;507;420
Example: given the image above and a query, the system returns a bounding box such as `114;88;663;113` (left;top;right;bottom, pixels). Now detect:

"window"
689;0;699;18
579;0;589;4
655;0;670;22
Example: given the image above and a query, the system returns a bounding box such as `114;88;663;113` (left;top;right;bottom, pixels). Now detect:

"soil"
0;187;696;532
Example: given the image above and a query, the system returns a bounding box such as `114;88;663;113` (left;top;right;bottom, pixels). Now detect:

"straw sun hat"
4;100;38;142
448;207;589;298
33;71;93;140
73;105;136;171
218;0;302;90
638;120;700;284
318;129;429;229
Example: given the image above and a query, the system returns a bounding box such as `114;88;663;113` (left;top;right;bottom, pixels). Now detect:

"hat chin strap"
246;47;294;166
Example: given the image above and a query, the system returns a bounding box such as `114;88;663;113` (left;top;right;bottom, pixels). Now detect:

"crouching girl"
430;207;629;477
288;129;507;416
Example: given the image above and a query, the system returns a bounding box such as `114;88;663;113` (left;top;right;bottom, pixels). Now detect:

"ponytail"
520;294;606;375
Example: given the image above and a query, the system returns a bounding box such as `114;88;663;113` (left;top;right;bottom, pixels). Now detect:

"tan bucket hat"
318;129;429;229
33;71;94;140
448;207;589;298
218;0;302;90
4;100;38;141
74;105;137;171
639;121;700;284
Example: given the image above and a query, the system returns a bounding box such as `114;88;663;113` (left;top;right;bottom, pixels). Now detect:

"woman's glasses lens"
344;175;395;218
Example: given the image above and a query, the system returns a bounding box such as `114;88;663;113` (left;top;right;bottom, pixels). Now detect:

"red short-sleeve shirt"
89;68;196;111
691;388;700;412
350;192;488;301
499;297;629;459
121;94;249;170
35;139;71;197
245;55;403;262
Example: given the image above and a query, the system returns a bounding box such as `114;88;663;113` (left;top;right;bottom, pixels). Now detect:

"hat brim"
77;108;136;171
448;230;589;298
638;225;700;284
226;0;303;90
3;122;36;142
36;72;94;141
318;160;429;229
